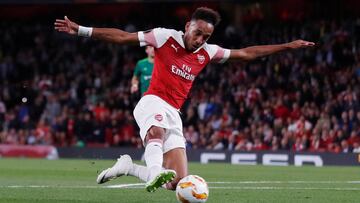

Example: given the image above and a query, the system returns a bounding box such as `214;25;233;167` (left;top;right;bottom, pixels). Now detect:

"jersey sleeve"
137;28;171;48
205;44;231;63
133;62;141;77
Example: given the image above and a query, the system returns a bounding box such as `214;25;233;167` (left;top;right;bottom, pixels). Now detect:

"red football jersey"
138;28;230;109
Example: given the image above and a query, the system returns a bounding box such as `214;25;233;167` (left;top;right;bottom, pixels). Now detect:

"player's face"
145;46;155;58
184;20;214;52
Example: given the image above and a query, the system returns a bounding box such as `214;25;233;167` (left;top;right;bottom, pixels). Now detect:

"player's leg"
144;126;176;192
132;95;177;192
144;126;166;181
98;95;168;185
96;126;176;186
163;147;188;190
97;121;172;186
97;154;150;184
161;102;187;190
97;95;177;190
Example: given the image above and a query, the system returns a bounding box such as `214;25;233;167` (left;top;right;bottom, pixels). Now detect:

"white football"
176;175;209;203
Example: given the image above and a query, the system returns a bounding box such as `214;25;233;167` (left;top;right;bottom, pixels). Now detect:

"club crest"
155;114;163;121
197;54;205;64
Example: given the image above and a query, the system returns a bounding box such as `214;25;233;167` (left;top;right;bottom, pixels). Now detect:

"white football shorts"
133;94;186;153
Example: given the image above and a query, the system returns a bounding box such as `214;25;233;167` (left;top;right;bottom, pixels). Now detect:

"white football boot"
96;154;133;184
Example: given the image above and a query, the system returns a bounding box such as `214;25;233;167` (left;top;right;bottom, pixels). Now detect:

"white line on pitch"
3;185;100;188
106;183;144;188
0;183;144;189
2;185;360;191
2;181;360;190
0;185;141;189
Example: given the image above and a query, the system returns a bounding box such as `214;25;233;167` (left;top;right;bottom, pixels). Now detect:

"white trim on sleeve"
219;49;231;63
138;31;147;47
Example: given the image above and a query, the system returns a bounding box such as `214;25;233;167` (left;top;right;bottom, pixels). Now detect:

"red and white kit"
133;28;230;152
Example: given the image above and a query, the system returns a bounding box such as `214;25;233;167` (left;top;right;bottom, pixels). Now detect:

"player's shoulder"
202;43;231;63
138;58;149;64
203;43;219;50
140;27;184;48
152;27;184;48
202;43;219;56
152;27;183;38
136;58;151;68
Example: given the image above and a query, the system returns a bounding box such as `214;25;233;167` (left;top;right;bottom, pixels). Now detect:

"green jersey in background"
134;58;154;95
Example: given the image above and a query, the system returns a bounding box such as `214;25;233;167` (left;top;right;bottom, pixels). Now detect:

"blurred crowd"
0;17;360;153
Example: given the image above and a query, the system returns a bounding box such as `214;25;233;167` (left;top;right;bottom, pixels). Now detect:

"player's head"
145;46;155;58
184;7;221;52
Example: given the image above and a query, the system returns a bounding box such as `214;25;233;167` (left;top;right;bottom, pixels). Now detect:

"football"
176;175;209;203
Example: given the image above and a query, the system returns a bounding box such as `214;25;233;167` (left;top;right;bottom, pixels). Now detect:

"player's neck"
148;57;154;63
182;35;191;52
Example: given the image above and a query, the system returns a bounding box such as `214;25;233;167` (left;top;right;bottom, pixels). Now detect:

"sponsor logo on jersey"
197;54;205;64
171;64;195;81
155;114;163;121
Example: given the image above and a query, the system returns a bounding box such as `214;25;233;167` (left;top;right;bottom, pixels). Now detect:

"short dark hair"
191;7;221;27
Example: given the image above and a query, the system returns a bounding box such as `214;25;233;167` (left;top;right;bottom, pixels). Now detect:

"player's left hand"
286;40;315;49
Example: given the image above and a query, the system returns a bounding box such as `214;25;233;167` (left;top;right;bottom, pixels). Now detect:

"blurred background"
0;0;360;163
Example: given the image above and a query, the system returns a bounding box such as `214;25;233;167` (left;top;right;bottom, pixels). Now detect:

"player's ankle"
162;182;176;190
148;165;162;180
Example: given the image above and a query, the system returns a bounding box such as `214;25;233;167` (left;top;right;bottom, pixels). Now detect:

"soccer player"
131;46;155;95
54;7;315;192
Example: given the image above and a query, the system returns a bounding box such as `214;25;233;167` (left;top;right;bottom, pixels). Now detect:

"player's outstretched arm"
130;76;139;94
228;40;315;61
54;16;138;45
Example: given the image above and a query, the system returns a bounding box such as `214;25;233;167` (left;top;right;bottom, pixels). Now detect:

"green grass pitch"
0;158;359;203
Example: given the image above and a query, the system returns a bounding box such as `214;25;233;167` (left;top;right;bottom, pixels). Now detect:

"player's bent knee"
145;126;165;142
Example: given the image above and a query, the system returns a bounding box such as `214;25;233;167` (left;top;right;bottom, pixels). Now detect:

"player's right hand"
54;16;79;35
286;40;315;49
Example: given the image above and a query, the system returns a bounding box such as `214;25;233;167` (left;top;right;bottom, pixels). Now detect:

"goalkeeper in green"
131;46;154;95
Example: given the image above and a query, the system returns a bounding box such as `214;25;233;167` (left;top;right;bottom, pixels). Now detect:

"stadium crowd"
0;16;360;153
